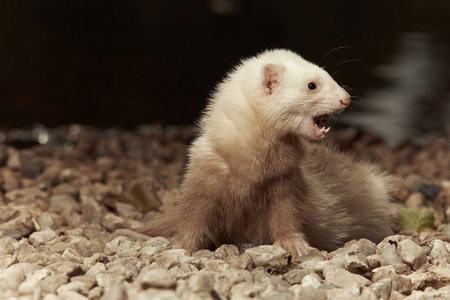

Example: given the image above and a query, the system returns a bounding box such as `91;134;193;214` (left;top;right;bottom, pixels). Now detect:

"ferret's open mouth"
312;114;331;139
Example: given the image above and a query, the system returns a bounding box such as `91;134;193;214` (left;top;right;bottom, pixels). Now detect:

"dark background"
1;0;449;144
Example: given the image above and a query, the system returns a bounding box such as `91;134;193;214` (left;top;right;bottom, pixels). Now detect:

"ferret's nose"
340;96;351;107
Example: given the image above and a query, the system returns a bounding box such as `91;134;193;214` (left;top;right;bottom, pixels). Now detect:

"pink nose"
340;97;351;107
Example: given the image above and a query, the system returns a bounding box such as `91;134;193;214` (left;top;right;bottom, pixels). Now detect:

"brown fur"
137;49;395;256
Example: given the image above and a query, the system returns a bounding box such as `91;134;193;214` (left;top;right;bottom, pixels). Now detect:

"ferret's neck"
203;109;306;178
261;132;305;172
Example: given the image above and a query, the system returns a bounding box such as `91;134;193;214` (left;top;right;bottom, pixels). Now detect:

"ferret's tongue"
313;114;330;138
314;115;329;127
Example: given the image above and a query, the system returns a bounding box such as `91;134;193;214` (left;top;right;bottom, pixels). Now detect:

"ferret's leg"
270;199;316;257
175;202;215;254
176;224;211;254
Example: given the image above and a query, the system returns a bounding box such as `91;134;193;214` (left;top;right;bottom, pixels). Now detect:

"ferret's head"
246;49;351;140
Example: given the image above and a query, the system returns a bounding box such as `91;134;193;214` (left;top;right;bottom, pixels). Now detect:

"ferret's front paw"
274;235;317;257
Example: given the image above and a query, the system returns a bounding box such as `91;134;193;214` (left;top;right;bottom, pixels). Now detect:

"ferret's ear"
263;63;285;95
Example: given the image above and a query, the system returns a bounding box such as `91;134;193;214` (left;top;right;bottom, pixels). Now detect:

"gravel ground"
0;124;450;300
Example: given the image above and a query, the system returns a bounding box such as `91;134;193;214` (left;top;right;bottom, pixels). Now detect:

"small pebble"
397;239;427;270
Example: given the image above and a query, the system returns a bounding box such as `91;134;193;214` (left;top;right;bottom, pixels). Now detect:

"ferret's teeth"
320;127;330;133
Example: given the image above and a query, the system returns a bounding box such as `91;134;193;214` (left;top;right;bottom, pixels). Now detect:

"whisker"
350;96;361;103
331;70;343;77
319;45;351;67
340;84;361;102
341;85;359;94
330;59;362;74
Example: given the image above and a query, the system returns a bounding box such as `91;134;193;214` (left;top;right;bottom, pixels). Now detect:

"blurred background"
0;0;449;146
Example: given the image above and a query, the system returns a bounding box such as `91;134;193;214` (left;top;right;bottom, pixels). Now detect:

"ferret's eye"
308;82;317;90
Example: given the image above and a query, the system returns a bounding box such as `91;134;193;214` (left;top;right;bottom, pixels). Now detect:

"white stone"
153;249;191;269
49;194;81;213
214;269;253;298
88;286;103;299
372;266;412;295
244;245;287;267
0;212;35;237
105;264;139;282
397;239;427;270
230;282;264;300
57;280;90;296
343;253;370;274
0;254;17;270
104;236;142;256
326;286;361;299
301;274;321;289
82;252;109;271
202;259;229;272
0;236;16;255
4;187;48;204
215;244;239;259
322;267;371;289
0;263;38;291
230;252;253;270
428;239;450;266
138;245;161;257
187;272;215;293
103;215;127;232
41;274;69;294
42;294;60;300
380;243;402;266
360;287;379;300
26;268;52;281
137;268;176;289
290;285;327;300
17;277;40;295
29;229;58;246
405;286;450;300
370;278;392;300
180;263;198;275
134;288;180;300
367;254;381;269
300;259;338;272
406;265;450;291
377;235;411;252
84;263;107;277
62;247;85;263
344;238;378;256
57;290;89;300
283;269;315;285
96;273;125;292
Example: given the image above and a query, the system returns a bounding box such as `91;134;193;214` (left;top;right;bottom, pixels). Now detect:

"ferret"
138;49;395;256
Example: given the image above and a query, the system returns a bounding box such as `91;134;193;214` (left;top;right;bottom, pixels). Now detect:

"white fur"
200;49;349;143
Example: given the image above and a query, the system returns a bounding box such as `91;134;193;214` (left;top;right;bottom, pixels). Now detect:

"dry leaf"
397;208;434;233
